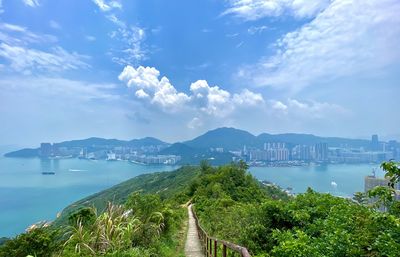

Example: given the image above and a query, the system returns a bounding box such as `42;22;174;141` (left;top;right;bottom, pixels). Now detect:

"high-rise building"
371;134;379;151
315;143;328;162
40;143;52;158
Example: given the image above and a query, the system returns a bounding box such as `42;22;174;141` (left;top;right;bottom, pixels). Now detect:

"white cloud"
190;80;233;116
0;76;118;101
223;0;331;20
0;22;57;45
85;35;96;41
0;23;26;32
105;14;146;65
0;22;89;74
49;20;61;30
0;43;90;74
187;117;203;129
238;0;400;91
118;66;190;110
135;89;150;99
233;89;264;106
91;3;146;65
119;66;265;117
285;99;347;119
248;25;268;35
22;0;40;7
118;66;350;134
92;0;121;12
270;100;288;111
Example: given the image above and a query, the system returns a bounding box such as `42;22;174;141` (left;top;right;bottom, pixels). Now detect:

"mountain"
4;137;168;157
54;137;168;148
185;127;257;150
183;127;374;151
160;143;202;156
128;137;167;147
54;137;127;148
4;148;38;158
160;143;234;165
257;133;371;148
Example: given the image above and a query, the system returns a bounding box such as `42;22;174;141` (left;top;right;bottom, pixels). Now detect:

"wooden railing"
191;205;251;257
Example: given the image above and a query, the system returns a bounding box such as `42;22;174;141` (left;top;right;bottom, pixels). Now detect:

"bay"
249;163;382;196
0;156;178;237
0;149;383;237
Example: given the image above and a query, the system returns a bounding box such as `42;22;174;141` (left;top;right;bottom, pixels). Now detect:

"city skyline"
0;0;399;146
5;127;399;166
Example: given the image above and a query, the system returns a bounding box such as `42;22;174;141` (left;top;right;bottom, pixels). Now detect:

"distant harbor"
4;129;399;167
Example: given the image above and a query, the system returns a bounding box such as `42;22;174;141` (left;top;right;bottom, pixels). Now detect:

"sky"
0;0;399;146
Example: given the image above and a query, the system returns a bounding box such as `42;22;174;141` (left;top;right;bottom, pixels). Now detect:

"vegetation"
1;161;399;256
191;160;400;256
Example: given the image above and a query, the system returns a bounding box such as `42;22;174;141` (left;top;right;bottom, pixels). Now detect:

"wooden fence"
191;206;251;257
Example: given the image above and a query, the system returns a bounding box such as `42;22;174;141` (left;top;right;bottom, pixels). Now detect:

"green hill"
55;166;199;226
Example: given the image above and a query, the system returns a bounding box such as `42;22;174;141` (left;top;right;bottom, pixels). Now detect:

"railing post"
206;237;210;257
209;238;212;256
222;244;227;257
214;240;217;257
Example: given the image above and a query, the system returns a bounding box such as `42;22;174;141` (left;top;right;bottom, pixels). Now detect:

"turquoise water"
249;163;383;196
0;155;178;237
0;149;382;237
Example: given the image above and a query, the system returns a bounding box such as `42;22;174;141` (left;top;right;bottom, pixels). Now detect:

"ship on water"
41;171;55;175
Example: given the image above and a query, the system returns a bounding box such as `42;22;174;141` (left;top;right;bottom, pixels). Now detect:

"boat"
68;169;87;172
41;171;55;175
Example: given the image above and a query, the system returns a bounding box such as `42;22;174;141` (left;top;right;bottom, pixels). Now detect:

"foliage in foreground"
0;192;186;257
192;161;400;257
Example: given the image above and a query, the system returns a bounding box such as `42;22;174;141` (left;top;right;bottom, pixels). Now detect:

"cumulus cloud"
119;66;264;117
118;66;350;132
190;80;233;116
118;66;190;110
233;89;264;106
223;0;331;20
92;0;121;12
22;0;40;7
187;117;203;129
237;0;400;91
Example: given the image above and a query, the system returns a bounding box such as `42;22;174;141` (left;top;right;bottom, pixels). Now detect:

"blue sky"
0;0;399;146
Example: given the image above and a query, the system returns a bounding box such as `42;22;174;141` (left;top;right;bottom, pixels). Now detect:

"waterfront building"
40;143;52;158
371;134;379;151
315;143;328;162
364;175;389;193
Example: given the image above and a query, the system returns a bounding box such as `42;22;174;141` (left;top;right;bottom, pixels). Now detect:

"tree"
353;192;367;205
367;161;400;213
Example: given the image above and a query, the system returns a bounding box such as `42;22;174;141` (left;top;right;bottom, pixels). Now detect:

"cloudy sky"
0;0;399;146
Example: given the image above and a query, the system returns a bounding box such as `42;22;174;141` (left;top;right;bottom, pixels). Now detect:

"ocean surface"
0;147;383;237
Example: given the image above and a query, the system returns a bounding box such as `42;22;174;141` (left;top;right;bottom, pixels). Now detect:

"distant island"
4;127;400;166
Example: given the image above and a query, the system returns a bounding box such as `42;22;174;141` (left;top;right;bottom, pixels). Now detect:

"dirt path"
184;204;204;257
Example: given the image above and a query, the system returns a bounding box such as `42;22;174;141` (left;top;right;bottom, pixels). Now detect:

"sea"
0;146;384;237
